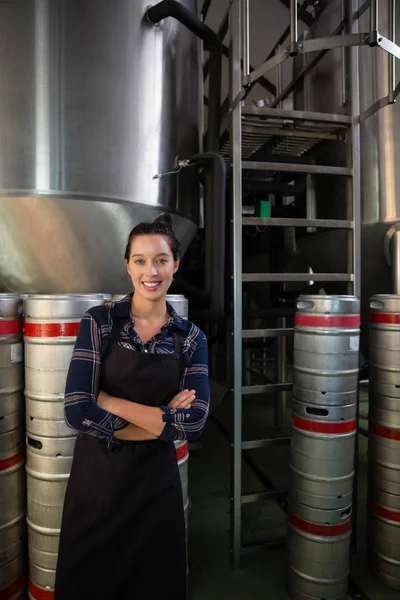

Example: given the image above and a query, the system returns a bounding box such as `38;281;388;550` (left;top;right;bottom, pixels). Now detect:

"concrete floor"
187;394;399;600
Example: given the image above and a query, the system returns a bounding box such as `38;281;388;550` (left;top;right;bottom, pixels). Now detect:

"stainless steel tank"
293;0;400;350
0;0;199;294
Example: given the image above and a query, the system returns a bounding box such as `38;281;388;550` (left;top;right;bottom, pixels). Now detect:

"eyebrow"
131;253;170;258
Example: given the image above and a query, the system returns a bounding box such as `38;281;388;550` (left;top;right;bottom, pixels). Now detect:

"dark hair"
124;222;181;261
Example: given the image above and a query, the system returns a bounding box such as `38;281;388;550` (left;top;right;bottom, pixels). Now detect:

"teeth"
142;282;160;287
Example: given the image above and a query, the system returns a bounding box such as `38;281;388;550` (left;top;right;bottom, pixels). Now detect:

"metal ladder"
227;0;362;568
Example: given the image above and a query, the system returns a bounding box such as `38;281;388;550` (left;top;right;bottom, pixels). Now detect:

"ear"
173;258;180;274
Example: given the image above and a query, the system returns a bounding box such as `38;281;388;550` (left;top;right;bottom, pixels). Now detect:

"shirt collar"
110;292;186;331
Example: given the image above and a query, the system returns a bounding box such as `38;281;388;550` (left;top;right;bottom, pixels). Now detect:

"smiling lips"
141;281;161;292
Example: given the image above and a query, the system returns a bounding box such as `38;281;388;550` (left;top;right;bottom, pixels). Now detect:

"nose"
146;262;159;277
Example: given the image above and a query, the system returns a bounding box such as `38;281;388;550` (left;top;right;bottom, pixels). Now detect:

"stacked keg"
24;294;105;599
368;295;400;589
0;294;26;599
287;295;360;600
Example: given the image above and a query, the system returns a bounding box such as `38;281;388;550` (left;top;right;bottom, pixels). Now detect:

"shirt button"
186;414;190;418
144;349;148;353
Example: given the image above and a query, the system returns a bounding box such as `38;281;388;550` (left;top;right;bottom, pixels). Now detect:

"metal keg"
166;295;189;320
24;294;104;395
24;294;104;595
289;400;357;510
368;489;400;590
26;435;75;572
368;419;400;495
293;295;360;405
0;555;25;600
369;295;400;396
175;440;189;508
28;562;55;600
286;502;352;600
0;294;26;596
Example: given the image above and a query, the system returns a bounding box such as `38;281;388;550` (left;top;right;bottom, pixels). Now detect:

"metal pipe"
290;0;298;50
369;0;378;32
274;317;287;429
242;0;250;77
230;0;243;569
147;0;218;48
306;174;317;233
189;153;226;317
391;229;400;294
388;0;395;104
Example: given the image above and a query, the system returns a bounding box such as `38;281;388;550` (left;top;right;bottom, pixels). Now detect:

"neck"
130;293;168;321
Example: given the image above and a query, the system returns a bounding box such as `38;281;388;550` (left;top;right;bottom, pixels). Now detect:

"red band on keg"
0;450;25;472
0;574;25;600
369;422;400;441
175;442;188;461
288;512;352;536
370;312;400;325
293;415;357;434
295;314;360;328
368;500;400;523
24;322;80;338
0;319;22;335
28;580;54;600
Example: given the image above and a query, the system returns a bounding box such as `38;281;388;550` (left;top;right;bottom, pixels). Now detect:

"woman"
54;222;209;600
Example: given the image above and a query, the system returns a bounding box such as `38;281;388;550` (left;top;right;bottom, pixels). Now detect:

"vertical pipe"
345;0;361;551
388;0;395;104
391;230;400;294
274;318;286;429
242;0;250;78
230;0;243;570
306;174;317;233
290;0;298;49
276;45;283;109
369;0;378;31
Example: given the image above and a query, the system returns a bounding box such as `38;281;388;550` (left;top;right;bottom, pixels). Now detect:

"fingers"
168;389;196;409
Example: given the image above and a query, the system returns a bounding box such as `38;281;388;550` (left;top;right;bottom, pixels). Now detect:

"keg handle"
369;300;384;310
27;437;42;450
305;406;329;417
296;300;314;310
340;508;351;520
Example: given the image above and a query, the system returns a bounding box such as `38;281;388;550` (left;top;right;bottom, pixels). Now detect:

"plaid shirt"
64;294;209;442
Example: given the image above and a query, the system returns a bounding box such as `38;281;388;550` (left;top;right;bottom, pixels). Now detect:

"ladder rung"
242;160;352;176
242;383;292;395
242;436;291;450
243;217;353;229
242;273;354;282
242;328;293;339
241;490;288;504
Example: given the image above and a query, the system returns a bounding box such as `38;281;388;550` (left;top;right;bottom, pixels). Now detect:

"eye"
134;259;145;265
158;259;168;263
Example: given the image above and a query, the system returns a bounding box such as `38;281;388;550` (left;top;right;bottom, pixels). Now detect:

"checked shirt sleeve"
64;311;128;437
159;327;209;442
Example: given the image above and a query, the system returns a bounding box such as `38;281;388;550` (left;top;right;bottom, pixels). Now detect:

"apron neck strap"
110;316;126;343
173;331;182;354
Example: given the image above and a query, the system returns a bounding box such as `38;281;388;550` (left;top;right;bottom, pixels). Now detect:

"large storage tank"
0;0;199;294
293;0;400;349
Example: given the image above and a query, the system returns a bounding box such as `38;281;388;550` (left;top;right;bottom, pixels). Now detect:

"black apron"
54;317;187;600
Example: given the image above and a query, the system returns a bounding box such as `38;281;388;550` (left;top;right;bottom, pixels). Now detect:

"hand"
168;389;196;409
97;390;113;410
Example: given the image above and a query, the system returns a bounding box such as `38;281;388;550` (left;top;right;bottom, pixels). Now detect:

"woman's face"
126;234;179;301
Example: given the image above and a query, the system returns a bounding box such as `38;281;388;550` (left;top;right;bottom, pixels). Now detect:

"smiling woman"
54;222;209;600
